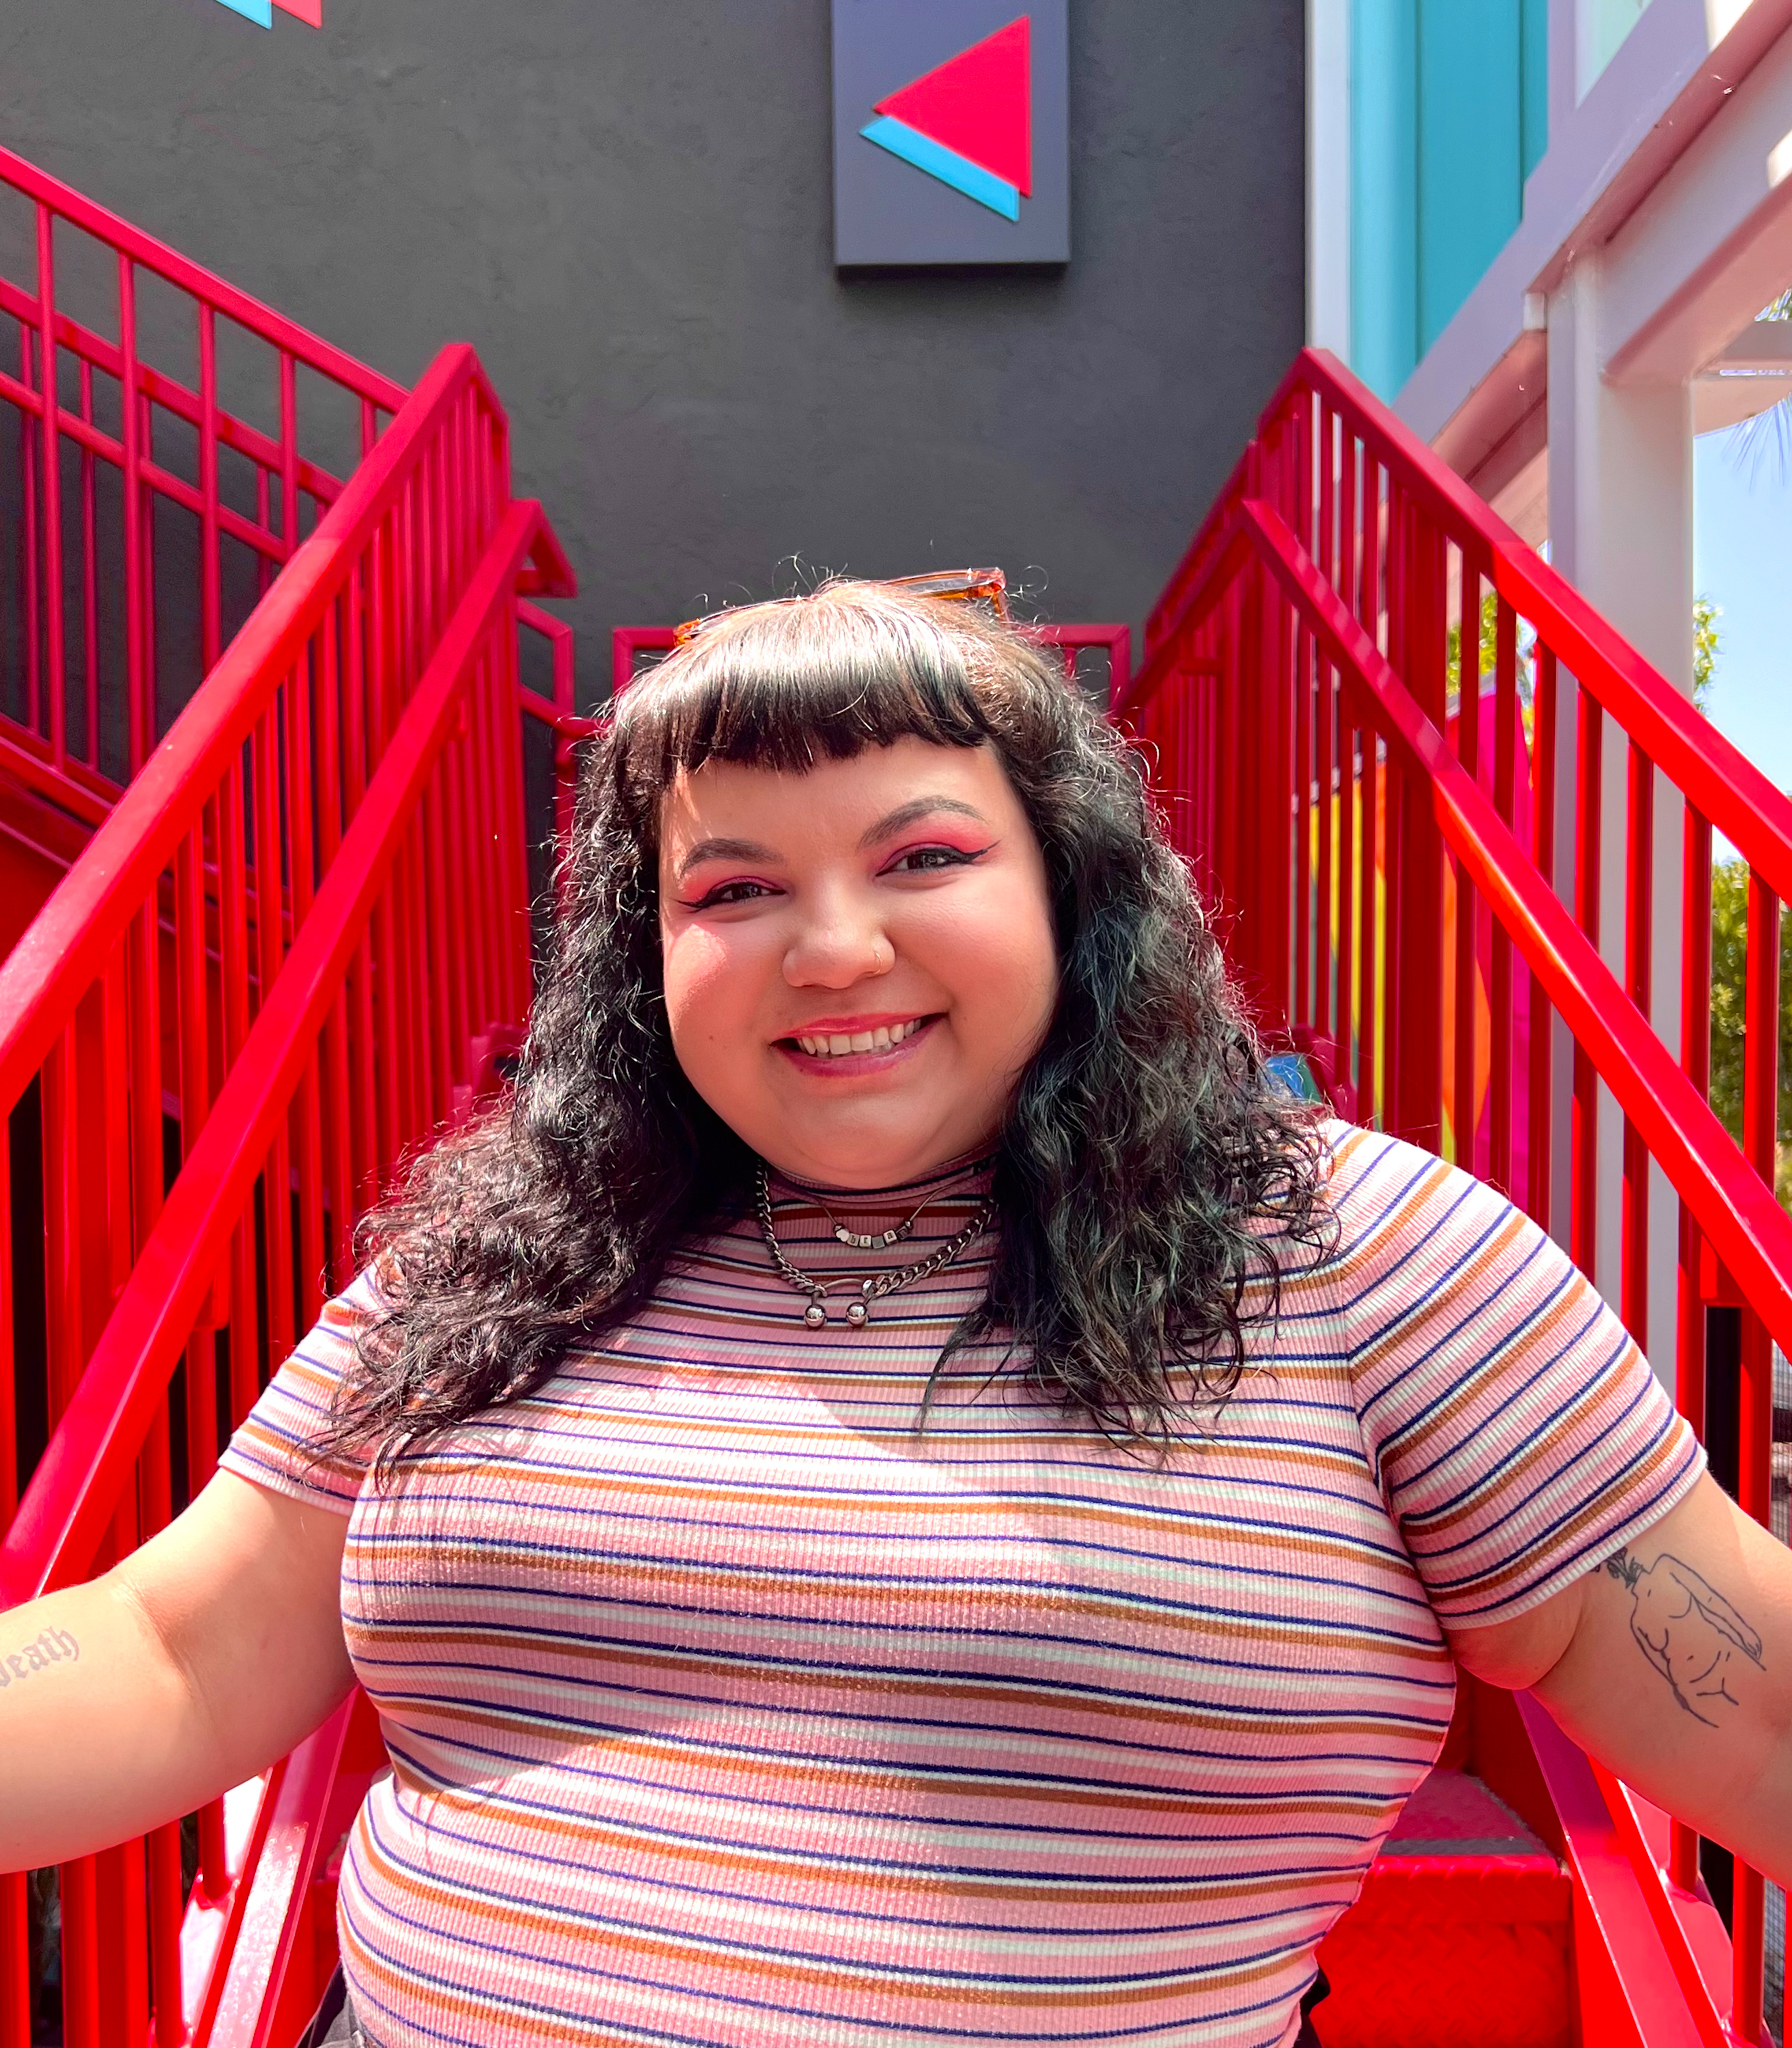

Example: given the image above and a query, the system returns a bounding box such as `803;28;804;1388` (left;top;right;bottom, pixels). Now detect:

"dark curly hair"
332;579;1333;1469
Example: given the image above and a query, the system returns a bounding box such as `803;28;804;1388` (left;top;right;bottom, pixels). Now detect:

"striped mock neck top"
221;1123;1701;2048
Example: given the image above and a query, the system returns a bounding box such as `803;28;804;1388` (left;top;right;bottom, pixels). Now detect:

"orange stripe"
358;1788;1376;1908
346;1625;1450;1743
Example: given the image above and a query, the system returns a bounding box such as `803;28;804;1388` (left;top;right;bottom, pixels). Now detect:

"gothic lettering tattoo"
1603;1548;1763;1724
0;1628;79;1689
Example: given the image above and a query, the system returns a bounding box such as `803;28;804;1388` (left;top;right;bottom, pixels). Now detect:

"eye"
883;843;992;876
682;878;778;909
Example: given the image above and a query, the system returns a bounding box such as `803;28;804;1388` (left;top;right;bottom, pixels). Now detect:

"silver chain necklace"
812;1183;935;1251
753;1166;994;1330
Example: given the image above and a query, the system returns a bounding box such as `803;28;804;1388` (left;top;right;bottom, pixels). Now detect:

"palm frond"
1723;293;1792;484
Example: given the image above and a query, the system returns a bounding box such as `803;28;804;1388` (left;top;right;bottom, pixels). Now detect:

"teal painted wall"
1350;0;1417;402
1521;0;1548;177
1417;6;1520;351
1350;0;1547;398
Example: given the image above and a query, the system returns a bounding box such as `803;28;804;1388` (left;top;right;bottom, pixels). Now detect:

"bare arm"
0;1471;354;1872
1447;1472;1792;1885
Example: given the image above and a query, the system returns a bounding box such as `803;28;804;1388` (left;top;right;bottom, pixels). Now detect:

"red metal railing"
0;140;575;830
1118;345;1792;2046
0;329;573;2047
3;176;1778;2038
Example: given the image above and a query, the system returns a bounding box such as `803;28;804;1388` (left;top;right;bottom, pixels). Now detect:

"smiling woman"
7;579;1792;2048
659;736;1058;1187
338;579;1333;1455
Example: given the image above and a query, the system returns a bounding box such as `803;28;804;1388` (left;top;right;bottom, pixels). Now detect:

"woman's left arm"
1446;1471;1792;1885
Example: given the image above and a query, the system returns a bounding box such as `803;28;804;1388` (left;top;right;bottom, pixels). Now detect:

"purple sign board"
832;1;1070;267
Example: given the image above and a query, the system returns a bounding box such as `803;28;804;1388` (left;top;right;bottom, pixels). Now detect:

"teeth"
794;1019;923;1057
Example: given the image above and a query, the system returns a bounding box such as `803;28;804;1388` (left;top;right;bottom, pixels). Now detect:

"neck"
763;1148;997;1211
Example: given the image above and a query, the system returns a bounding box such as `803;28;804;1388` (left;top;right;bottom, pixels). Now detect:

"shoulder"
296;1263;391;1374
216;1264;393;1509
1314;1121;1547;1312
1318;1120;1503;1246
328;1263;391;1330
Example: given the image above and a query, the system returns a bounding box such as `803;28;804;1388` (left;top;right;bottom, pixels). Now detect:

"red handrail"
0;133;559;2048
0;138;574;825
1118;344;1790;2045
0;143;409;410
1129;350;1792;905
0;335;571;2048
0;141;398;806
1236;492;1792;1357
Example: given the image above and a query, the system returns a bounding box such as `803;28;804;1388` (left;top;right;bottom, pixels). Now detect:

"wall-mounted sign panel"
832;1;1069;267
208;0;321;25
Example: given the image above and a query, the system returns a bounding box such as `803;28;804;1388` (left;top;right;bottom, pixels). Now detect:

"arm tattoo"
0;1628;79;1690
1603;1548;1763;1725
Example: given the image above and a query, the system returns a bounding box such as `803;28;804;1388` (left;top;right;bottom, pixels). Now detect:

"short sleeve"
1329;1126;1706;1627
217;1267;385;1513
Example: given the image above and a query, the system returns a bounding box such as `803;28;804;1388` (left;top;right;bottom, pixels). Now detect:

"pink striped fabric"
221;1122;1701;2048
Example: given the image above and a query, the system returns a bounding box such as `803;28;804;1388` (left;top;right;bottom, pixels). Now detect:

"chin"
770;1118;955;1190
786;1143;922;1190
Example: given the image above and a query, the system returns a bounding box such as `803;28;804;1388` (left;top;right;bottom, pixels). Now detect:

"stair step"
1314;1770;1570;2048
1354;1767;1567;1920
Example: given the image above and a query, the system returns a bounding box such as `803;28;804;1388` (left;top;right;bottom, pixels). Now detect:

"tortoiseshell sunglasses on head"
673;567;1009;645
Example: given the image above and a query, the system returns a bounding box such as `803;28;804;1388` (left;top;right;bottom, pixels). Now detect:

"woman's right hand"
0;1472;354;1873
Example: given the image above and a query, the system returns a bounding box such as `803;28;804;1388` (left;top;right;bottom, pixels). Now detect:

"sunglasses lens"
881;568;1008;615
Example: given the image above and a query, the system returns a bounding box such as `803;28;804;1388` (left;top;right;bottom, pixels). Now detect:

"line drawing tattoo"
0;1628;79;1689
1603;1548;1763;1725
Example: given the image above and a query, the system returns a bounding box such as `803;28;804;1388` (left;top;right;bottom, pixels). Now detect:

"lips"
775;1014;939;1070
792;1018;927;1058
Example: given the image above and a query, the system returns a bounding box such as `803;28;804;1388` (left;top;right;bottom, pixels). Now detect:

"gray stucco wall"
1;0;1304;708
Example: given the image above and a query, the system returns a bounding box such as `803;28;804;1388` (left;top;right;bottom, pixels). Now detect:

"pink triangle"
272;0;322;23
874;18;1031;197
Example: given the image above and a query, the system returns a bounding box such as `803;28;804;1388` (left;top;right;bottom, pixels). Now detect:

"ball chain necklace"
753;1166;994;1330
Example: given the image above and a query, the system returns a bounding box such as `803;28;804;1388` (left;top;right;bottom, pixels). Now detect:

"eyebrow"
674;798;990;881
673;835;777;883
858;796;989;848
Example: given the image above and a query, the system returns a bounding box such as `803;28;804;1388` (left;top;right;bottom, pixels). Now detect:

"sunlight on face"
658;736;1059;1189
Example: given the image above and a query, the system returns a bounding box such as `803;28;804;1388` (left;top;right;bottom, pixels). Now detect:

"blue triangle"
213;0;274;24
860;116;1021;221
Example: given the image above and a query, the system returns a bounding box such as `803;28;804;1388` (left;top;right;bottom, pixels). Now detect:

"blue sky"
1694;423;1792;792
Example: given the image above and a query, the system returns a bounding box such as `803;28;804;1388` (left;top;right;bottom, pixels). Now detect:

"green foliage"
1693;595;1720;711
1707;857;1792;1207
1445;590;1532;707
1445;594;1718;715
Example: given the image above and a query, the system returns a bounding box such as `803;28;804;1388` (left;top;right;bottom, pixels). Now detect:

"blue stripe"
213;0;274;22
859;117;1021;221
348;1782;1354;1944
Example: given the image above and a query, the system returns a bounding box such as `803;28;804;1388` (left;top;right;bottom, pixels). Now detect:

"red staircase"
1117;345;1792;2046
0;141;578;950
0;146;576;2047
0;154;1784;2048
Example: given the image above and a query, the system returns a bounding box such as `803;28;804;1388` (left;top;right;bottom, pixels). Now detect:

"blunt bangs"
608;583;1065;836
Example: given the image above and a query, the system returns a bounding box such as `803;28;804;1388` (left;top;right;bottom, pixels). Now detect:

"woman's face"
658;735;1059;1189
